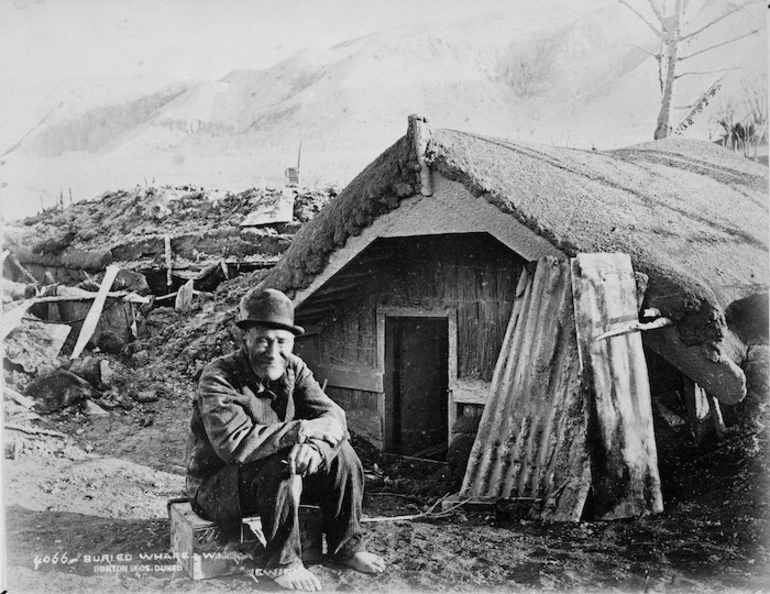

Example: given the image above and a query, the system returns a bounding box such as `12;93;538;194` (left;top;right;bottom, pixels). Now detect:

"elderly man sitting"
185;288;385;591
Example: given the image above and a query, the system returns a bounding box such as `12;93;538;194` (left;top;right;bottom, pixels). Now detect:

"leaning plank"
644;326;746;404
70;265;120;360
7;252;38;284
571;253;663;519
3;387;36;409
33;288;150;304
460;257;591;522
5;423;67;438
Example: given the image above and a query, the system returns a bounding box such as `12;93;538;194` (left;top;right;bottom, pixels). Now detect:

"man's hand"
287;443;323;477
302;417;344;445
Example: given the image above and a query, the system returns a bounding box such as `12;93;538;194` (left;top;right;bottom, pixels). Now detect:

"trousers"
193;440;365;572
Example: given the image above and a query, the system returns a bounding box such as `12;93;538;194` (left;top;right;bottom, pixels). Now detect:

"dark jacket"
185;347;347;498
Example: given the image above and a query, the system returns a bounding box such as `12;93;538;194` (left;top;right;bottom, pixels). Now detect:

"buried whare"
185;288;386;591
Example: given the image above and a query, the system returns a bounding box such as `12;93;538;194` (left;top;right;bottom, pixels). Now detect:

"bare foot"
341;551;386;574
268;565;322;592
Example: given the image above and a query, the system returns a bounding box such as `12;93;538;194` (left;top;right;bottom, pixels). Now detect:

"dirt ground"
4;395;769;594
3;266;769;594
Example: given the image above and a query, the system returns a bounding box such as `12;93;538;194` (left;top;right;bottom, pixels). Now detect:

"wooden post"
708;394;726;440
164;235;173;289
571;253;663;519
408;114;433;197
681;377;725;444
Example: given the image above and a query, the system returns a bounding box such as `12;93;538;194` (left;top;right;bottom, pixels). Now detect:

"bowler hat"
236;288;305;335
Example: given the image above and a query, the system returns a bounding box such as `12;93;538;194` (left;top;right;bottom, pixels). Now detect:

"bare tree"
619;0;763;139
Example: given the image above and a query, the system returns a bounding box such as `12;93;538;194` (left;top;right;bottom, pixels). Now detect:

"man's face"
244;326;295;381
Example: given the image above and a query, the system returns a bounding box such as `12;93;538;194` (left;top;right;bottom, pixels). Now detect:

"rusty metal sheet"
571;252;663;519
460;257;591;521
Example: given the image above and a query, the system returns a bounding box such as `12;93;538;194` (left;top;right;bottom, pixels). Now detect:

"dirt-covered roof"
426;130;768;343
259;122;768;378
4;185;334;273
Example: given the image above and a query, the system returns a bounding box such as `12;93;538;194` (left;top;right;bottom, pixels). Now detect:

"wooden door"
384;317;448;456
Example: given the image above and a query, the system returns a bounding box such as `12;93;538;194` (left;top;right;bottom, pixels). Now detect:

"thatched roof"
427;130;768;341
259;118;768;400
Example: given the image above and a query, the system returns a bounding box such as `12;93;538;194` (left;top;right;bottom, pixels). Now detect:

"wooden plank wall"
571;253;663;519
325;386;383;447
381;235;522;382
299;234;525;449
315;235;522;377
460;257;592;522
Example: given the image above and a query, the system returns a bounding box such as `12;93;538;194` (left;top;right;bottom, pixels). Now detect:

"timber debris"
1;182;334;432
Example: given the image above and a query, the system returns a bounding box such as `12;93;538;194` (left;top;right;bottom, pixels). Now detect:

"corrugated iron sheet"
460;256;591;522
571;253;663;519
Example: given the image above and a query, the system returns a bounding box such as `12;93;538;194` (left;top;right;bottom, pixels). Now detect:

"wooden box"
168;500;323;580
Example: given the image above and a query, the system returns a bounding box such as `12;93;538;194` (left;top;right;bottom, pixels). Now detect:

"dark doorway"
384;317;449;456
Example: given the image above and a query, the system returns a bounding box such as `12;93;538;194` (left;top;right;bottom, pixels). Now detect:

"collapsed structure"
2;185;332;353
254;115;769;520
3;185;332;292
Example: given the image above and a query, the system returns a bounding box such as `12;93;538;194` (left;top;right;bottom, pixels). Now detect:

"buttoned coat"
185;348;347;503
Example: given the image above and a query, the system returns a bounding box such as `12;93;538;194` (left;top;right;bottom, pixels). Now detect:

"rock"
175;279;195;313
83;399;109;417
133;390;159;403
99;359;115;387
120;341;141;358
113;269;151;295
25;369;99;414
131;350;151;368
97;331;126;355
4;318;72;375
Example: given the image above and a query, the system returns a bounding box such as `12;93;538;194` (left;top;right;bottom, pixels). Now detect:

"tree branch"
678;28;760;60
645;0;666;24
623;42;660;58
675;66;742;79
681;0;757;41
619;0;663;38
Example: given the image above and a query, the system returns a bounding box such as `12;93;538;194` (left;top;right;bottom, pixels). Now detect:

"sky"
0;0;612;143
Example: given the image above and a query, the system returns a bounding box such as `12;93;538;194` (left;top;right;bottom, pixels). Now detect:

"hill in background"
1;1;765;221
